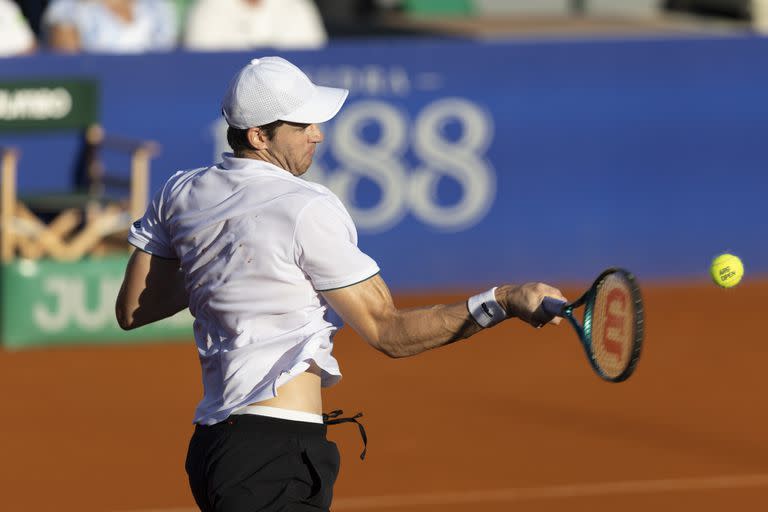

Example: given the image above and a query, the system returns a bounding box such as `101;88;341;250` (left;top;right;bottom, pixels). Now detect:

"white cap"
221;57;349;129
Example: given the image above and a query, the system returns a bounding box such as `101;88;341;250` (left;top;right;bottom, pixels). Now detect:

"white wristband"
467;287;508;328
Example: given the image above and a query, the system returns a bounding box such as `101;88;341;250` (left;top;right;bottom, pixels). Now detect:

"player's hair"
227;120;285;154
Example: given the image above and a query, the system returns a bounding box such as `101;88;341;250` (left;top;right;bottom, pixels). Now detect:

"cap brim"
280;86;349;124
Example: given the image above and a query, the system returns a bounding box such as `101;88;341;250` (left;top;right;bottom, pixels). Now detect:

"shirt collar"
220;152;293;176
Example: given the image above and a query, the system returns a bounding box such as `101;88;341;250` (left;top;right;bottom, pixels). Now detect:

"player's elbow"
358;316;410;358
115;310;136;330
367;333;412;359
115;301;138;330
374;341;408;359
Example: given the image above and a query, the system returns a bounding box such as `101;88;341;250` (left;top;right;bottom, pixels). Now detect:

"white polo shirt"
128;154;379;425
0;0;35;56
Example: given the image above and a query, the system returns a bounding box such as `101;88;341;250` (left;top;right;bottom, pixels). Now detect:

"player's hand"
496;283;566;328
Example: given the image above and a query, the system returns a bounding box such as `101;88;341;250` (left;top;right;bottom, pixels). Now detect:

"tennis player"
115;56;566;512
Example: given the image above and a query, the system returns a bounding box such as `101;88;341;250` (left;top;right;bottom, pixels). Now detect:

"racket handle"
541;297;567;317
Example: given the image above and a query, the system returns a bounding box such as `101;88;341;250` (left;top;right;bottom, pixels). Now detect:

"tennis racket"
542;268;644;383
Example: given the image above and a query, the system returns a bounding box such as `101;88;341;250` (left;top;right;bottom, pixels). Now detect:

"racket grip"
541;297;567;317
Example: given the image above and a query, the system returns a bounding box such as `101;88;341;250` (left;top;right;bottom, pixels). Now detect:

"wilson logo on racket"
602;288;628;358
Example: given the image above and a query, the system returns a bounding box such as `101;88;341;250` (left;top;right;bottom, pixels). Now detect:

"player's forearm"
372;301;484;358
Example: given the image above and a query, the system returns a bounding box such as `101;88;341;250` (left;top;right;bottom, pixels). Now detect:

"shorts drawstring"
323;409;367;460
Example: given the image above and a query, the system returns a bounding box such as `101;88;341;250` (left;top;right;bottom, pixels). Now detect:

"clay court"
2;280;767;511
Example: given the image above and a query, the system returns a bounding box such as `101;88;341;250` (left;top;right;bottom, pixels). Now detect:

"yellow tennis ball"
710;253;744;288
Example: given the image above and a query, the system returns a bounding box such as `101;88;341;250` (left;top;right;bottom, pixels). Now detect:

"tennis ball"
710;253;744;288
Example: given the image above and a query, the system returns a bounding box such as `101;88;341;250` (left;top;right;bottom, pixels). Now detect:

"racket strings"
590;274;636;379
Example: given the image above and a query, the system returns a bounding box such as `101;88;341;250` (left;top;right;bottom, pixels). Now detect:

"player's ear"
247;127;268;150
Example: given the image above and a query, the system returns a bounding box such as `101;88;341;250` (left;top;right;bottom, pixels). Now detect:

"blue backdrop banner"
2;36;767;290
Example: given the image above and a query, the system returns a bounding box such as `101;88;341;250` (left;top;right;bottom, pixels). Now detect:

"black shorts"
185;414;340;512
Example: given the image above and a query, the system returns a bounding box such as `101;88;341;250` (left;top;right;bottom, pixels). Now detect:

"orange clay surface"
1;281;767;512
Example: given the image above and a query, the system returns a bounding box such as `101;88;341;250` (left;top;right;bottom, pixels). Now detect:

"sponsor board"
0;256;192;349
0;79;98;132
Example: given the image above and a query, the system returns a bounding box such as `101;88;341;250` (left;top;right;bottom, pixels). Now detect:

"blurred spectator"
14;0;50;37
0;0;37;55
170;0;194;31
42;0;178;54
755;0;768;32
184;0;327;51
662;0;750;19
